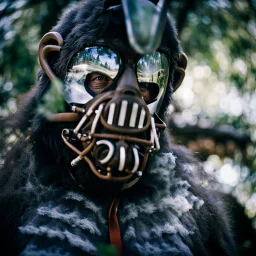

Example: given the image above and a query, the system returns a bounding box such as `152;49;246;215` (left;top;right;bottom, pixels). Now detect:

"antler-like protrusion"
38;32;63;80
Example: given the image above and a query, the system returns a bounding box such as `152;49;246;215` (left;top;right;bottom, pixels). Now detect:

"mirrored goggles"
64;46;169;109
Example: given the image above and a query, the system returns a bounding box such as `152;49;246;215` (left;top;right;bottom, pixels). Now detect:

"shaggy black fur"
0;0;237;255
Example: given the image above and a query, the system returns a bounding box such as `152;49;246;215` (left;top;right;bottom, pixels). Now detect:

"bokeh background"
0;0;256;247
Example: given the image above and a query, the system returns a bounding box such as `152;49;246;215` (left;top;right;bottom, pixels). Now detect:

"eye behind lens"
64;46;121;98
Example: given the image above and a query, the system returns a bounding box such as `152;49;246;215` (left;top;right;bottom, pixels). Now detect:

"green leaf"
96;244;118;256
36;78;65;119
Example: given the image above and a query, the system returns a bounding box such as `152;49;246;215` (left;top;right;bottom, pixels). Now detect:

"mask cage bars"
54;90;166;182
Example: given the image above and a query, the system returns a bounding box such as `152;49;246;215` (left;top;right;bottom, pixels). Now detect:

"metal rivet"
137;171;142;177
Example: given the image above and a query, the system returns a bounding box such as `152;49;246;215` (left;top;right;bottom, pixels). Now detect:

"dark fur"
0;0;237;255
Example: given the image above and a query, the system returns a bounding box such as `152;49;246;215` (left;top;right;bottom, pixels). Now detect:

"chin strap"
108;194;123;256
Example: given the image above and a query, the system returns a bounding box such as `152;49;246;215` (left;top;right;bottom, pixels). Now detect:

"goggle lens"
64;46;169;105
137;52;169;103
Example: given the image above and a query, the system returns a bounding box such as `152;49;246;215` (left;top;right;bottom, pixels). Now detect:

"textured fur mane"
18;151;205;255
0;0;237;255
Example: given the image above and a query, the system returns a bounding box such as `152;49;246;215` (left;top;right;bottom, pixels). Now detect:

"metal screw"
137;171;142;177
71;105;76;112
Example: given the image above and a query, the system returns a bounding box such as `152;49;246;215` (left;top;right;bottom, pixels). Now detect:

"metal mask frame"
37;0;187;186
63;42;171;114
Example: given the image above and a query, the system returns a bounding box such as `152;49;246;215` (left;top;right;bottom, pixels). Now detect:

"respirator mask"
61;44;168;183
38;0;187;188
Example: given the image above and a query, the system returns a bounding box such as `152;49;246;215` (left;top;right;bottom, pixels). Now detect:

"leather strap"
108;195;122;256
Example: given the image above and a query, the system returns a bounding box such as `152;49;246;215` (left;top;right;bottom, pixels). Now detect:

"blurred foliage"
96;244;118;256
0;0;256;229
0;0;78;111
169;0;256;226
37;78;65;119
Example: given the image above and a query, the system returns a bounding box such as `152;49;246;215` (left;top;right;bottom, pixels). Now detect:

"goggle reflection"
64;46;169;104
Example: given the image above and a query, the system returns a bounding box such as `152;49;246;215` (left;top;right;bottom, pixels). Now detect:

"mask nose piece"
116;66;141;97
122;87;138;97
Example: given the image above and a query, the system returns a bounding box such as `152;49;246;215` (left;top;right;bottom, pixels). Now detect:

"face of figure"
58;36;168;187
38;1;186;191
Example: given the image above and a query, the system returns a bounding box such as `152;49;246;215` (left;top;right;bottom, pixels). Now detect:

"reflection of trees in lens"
97;47;111;57
159;55;169;89
157;69;166;88
137;53;169;89
104;62;109;69
96;47;114;70
94;47;119;71
114;55;120;66
96;55;100;63
66;47;120;89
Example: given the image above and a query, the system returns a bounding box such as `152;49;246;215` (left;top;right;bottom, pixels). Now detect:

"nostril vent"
123;90;136;96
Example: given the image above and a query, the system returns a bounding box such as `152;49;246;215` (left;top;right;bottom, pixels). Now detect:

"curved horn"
38;32;63;80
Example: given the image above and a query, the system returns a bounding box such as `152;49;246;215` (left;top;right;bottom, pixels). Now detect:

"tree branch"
168;120;252;149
